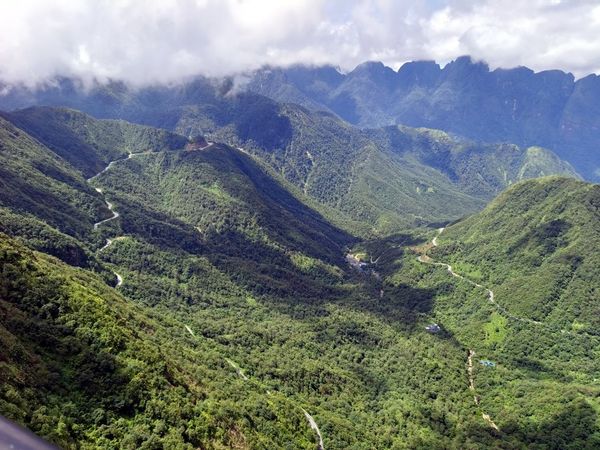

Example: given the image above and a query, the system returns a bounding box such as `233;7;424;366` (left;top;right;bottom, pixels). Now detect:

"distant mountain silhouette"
0;55;596;182
245;56;600;180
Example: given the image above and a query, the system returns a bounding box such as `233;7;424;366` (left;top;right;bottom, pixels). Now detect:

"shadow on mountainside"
461;397;598;449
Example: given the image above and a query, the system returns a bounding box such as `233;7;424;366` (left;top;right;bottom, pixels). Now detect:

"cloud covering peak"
1;0;599;87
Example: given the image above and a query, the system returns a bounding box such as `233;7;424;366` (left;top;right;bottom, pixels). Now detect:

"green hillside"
0;116;495;448
0;233;323;449
88;142;354;302
2;90;580;235
352;177;600;448
0;116;106;238
366;126;580;199
0;108;597;448
434;177;600;332
189;98;577;235
2;107;187;177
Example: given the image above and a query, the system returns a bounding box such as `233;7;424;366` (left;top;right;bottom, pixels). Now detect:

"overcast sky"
1;0;599;87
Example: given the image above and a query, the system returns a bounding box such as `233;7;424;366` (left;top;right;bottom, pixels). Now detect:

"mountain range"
2;55;598;182
0;58;599;448
245;56;600;181
0;76;580;235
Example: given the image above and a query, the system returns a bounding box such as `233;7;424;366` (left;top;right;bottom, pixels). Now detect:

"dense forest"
1;90;579;235
0;106;598;448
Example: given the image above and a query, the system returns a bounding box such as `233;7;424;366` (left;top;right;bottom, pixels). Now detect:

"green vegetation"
370;177;600;448
243;60;600;181
3;86;580;235
201;98;577;235
483;313;508;345
0;233;322;449
435;177;600;331
0;115;484;448
0;116;104;238
367;126;579;199
0;106;597;448
3;107;187;177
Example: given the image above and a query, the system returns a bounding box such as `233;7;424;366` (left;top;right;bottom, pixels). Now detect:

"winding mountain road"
419;225;593;431
419;228;501;432
93;198;120;230
225;358;249;381
91;148;326;446
424;228;542;326
87;152;151;288
98;238;113;253
431;227;444;247
98;236;126;253
467;350;476;394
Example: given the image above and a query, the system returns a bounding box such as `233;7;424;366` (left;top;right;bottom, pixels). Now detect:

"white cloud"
0;0;599;87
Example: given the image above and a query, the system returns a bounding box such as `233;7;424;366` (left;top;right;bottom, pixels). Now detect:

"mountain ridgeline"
2;56;598;181
245;57;600;181
1;106;188;177
0;67;598;448
0;88;579;235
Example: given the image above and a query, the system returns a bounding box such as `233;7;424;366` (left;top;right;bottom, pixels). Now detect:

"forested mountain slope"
433;177;600;332
366;126;579;199
0;86;579;234
0;91;597;448
203;98;577;232
2;106;187;177
244;58;600;180
353;177;600;448
0;233;326;449
0;111;188;271
89;141;354;302
0;116;106;240
0;109;511;448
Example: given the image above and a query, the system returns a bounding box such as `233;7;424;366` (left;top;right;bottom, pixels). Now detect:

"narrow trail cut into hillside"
467;351;500;431
187;323;326;449
422;228;588;334
421;228;543;327
98;237;114;253
467;350;476;394
115;272;123;288
301;408;325;450
225;358;249;381
303;150;315;196
87;151;152;288
419;228;501;432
